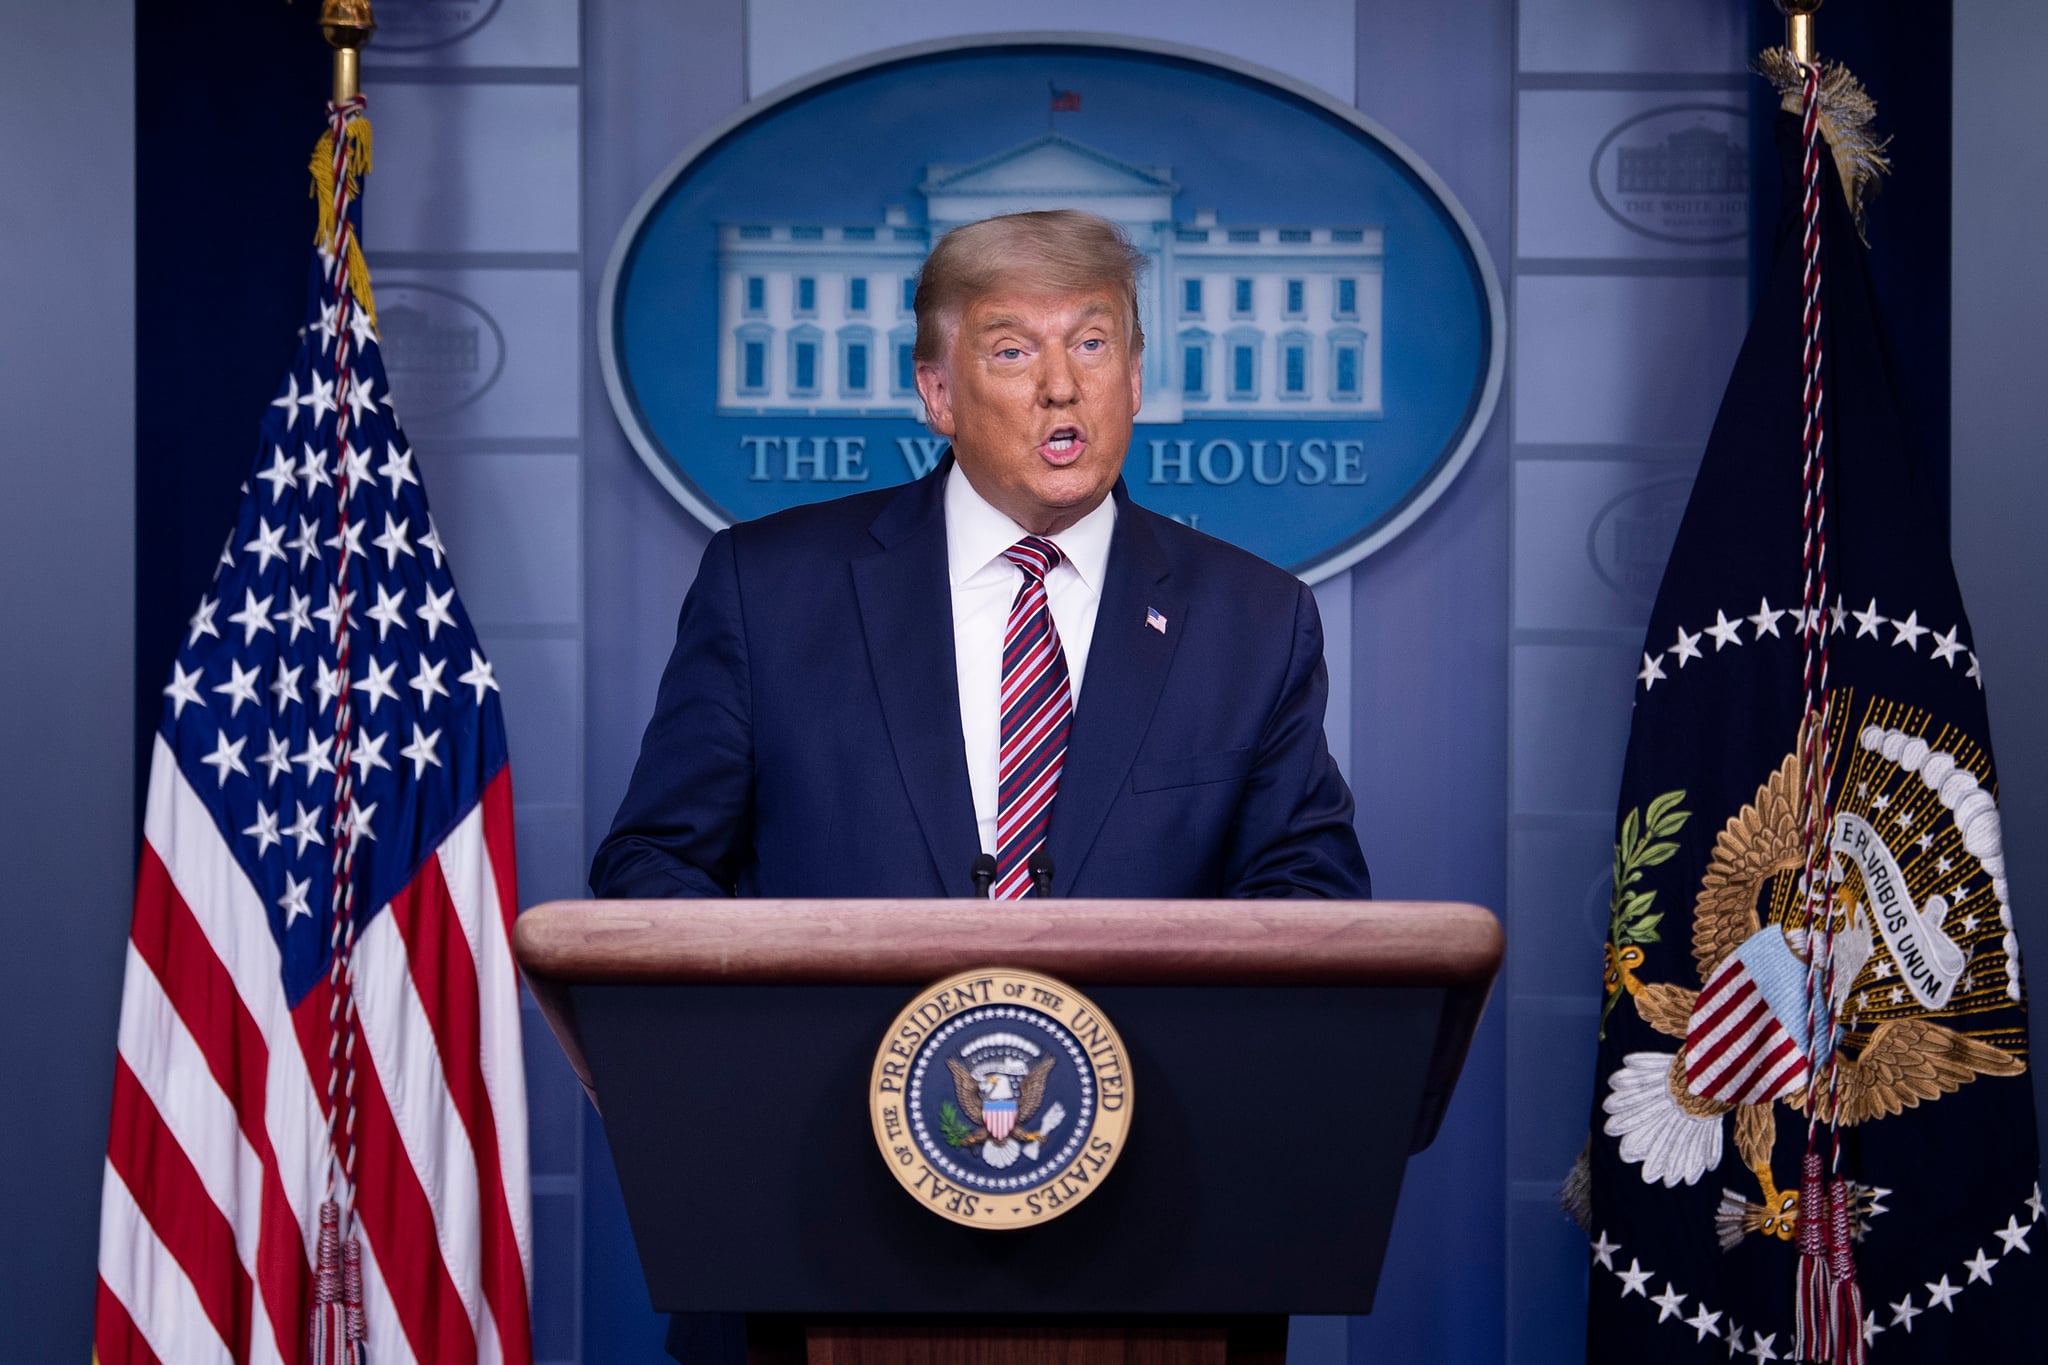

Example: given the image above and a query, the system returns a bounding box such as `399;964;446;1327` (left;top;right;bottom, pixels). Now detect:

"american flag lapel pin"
1146;606;1168;634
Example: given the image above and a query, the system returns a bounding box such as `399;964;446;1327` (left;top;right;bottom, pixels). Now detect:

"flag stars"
1967;651;1982;688
1747;597;1785;639
288;515;322;570
313;299;340;348
1745;1330;1778;1362
257;731;291;786
1995;1214;2032;1255
1586;1229;1615;1270
243;802;281;857
1671;626;1703;667
299;443;332;498
1931;624;1965;666
2027;1182;2044;1221
349;729;392;780
1723;1324;1744;1359
228;589;278;645
314;584;357;639
1705;609;1744;651
345;798;378;858
1937;855;1954;874
1829;596;1848;633
1684;1304;1722;1342
286;802;325;857
291;733;336;785
418;517;446;569
1638;652;1668;690
367;583;409;641
1852;597;1886;638
270;374;303;427
164;662;207;719
1615;1258;1652;1297
324;517;366;564
187;595;220;647
279;871;313;925
1963;1247;1998;1284
417;585;457;641
274;586;314;644
1889;1293;1921;1332
212;659;262;717
409;655;449;708
354;657;401;715
347;303;377;353
458;649;499;704
315;657;344;710
199;731;248;788
338;442;374;499
343;374;376;426
401;723;443;778
1925;1274;1962;1310
1890;611;1929;651
1649;1283;1688;1322
377;442;418;499
257;445;297;502
372;513;414;569
245;518;288;573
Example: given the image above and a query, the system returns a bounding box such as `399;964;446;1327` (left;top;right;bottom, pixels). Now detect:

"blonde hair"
913;210;1148;364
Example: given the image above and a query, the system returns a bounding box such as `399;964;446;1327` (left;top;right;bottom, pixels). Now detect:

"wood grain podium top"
514;899;1501;988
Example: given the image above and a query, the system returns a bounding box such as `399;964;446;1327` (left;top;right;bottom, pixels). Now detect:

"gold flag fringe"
308;117;378;328
1757;48;1892;241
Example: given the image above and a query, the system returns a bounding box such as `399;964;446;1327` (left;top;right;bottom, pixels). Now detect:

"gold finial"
320;1;377;103
1775;0;1822;68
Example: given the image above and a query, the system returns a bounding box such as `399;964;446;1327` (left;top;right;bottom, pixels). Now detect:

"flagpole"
1778;0;1821;67
321;0;377;103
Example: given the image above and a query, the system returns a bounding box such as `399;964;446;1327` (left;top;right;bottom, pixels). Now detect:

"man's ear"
915;360;956;436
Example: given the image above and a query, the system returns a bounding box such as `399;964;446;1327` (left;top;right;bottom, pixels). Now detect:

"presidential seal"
870;968;1132;1229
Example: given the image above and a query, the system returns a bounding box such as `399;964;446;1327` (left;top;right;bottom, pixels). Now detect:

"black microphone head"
970;853;998;896
1027;849;1055;893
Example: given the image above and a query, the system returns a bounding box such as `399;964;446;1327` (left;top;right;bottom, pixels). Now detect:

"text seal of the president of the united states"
871;968;1133;1229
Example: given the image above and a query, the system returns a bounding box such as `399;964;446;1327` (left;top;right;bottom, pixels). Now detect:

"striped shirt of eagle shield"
871;968;1133;1229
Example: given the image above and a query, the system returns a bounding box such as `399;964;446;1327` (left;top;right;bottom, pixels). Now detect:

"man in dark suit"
595;208;1369;1364
592;208;1368;905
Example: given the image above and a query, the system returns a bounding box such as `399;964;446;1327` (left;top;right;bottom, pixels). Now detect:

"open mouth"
1040;426;1086;463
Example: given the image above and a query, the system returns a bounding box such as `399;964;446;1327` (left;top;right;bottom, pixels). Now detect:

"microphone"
1028;849;1056;899
970;853;997;899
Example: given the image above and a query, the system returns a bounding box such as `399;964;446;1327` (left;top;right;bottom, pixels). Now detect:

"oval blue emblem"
601;37;1503;580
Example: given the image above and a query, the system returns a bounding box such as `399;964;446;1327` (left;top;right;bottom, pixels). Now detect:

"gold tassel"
306;118;379;329
1756;48;1893;241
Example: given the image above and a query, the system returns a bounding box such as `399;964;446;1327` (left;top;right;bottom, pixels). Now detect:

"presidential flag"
1583;62;2041;1361
93;97;532;1365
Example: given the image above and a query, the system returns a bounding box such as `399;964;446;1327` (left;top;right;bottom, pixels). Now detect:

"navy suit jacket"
590;461;1369;900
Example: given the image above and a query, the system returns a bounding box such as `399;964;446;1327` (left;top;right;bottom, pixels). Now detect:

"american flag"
94;99;531;1365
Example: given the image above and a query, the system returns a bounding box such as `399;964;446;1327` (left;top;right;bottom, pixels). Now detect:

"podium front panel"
576;981;1441;1315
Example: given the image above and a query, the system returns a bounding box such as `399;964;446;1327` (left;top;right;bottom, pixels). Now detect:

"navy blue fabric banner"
1586;110;2040;1360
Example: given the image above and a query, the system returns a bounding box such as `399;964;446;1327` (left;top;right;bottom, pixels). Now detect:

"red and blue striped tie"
994;536;1073;899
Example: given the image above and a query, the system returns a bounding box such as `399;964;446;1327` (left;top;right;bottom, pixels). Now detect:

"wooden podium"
516;900;1501;1364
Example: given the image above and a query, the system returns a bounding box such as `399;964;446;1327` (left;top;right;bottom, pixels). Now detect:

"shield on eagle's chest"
984;1099;1017;1142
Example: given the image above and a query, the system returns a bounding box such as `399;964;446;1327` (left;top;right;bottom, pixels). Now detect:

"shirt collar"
944;461;1117;592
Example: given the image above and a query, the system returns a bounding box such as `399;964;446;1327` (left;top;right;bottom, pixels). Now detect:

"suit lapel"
1047;489;1182;894
851;465;981;895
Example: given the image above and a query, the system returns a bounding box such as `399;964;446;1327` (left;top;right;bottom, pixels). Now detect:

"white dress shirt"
945;465;1117;856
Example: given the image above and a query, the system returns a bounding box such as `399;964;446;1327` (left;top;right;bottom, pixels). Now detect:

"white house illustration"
715;134;1384;424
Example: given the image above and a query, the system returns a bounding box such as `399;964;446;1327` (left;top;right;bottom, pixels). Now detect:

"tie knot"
1003;536;1064;580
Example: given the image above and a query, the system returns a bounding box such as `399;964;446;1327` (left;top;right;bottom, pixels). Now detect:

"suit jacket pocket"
1129;747;1254;793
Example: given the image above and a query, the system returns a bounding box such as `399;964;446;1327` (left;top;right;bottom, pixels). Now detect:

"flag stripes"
98;746;527;1364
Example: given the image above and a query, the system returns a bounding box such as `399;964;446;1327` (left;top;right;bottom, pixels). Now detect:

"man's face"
914;284;1142;537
